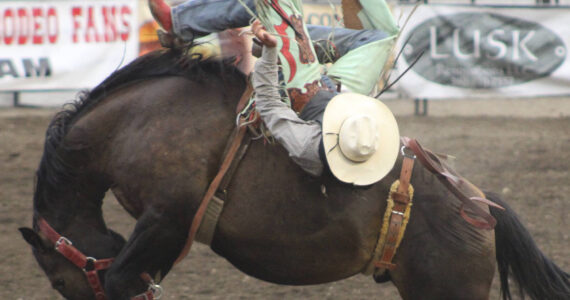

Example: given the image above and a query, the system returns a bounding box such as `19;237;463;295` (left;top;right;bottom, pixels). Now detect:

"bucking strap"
401;137;504;229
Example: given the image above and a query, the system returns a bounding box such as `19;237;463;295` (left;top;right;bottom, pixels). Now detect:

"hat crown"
322;93;399;186
338;114;379;162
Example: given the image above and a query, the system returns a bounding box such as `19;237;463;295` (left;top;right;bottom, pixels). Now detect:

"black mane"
33;46;246;219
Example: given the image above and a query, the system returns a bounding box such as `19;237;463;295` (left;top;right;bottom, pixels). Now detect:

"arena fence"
0;0;139;107
392;0;570;115
1;0;568;113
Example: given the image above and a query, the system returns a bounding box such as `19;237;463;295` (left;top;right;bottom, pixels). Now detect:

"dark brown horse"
19;47;569;300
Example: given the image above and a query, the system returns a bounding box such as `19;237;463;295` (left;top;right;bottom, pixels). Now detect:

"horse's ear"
19;227;49;253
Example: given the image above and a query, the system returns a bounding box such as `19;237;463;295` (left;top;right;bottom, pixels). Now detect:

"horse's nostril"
52;278;65;290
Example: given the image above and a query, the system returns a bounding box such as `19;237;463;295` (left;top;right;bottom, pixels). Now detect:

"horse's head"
19;217;126;299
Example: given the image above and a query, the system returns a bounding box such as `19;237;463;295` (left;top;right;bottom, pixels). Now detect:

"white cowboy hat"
322;93;399;186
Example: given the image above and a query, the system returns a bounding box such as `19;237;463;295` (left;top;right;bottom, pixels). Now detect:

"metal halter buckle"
83;257;97;272
391;210;405;216
149;282;163;299
400;146;416;159
55;236;72;249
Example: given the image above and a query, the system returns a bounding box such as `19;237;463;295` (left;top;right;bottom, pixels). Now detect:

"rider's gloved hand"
252;20;277;48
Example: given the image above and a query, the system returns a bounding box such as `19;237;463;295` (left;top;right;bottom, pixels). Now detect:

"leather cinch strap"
375;144;415;270
174;123;247;264
175;81;254;264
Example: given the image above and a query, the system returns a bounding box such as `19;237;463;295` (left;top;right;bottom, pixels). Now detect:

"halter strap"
37;218;113;300
36;218;160;300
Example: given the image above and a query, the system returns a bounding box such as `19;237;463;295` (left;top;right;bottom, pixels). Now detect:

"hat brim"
322;93;399;186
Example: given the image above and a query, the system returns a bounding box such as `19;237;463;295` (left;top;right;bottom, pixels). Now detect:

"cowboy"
149;0;400;185
149;0;399;94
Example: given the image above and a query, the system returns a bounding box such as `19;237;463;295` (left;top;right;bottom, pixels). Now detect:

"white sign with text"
394;5;570;98
0;0;138;91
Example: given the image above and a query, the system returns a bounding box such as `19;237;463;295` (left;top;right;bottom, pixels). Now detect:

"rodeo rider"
149;0;401;186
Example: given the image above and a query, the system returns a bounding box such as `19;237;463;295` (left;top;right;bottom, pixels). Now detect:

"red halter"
37;217;113;300
36;217;161;300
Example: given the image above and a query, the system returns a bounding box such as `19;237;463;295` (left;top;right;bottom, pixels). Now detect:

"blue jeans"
171;0;395;95
171;0;387;60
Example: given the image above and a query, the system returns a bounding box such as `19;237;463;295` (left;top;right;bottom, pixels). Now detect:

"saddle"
173;81;504;274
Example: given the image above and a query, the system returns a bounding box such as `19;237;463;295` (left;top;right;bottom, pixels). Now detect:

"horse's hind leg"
104;207;189;299
388;232;496;300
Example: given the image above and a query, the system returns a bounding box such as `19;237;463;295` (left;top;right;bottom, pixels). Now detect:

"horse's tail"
487;192;569;300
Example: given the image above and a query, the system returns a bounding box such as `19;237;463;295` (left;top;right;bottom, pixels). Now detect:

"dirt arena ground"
1;97;568;299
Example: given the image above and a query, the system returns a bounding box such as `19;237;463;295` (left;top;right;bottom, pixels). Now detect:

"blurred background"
1;0;569;114
1;1;568;299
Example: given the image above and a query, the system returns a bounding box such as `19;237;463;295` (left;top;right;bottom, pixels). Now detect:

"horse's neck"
34;173;108;236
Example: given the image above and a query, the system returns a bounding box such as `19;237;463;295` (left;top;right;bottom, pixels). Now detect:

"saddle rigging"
175;84;504;277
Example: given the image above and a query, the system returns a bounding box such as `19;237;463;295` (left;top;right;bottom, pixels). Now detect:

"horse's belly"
207;139;385;284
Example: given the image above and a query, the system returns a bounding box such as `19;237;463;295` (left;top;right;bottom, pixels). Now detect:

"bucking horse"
19;46;569;299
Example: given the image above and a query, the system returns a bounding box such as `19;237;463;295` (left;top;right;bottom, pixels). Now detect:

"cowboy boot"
342;0;398;35
321;0;399;95
148;0;173;32
342;0;364;29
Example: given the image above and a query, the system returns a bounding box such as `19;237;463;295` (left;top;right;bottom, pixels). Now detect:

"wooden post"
414;98;428;116
13;91;20;107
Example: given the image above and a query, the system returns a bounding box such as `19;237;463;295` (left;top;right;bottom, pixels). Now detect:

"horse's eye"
52;279;65;290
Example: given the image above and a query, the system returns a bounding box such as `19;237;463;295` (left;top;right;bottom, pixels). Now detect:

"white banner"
394;5;570;99
0;0;139;91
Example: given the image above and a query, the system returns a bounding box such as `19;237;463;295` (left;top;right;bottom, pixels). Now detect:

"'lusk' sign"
0;0;139;91
395;5;570;99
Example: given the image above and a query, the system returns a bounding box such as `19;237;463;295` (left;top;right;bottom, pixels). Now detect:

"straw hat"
322;93;399;186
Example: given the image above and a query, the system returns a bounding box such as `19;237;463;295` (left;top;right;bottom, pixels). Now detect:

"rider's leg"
149;0;256;40
172;0;256;40
297;24;395;121
325;30;397;95
307;25;389;64
343;0;399;33
322;0;399;95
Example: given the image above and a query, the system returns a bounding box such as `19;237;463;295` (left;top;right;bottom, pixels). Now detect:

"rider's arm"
253;46;323;176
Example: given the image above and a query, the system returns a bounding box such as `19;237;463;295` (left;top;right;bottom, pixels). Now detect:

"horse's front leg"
104;207;189;299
